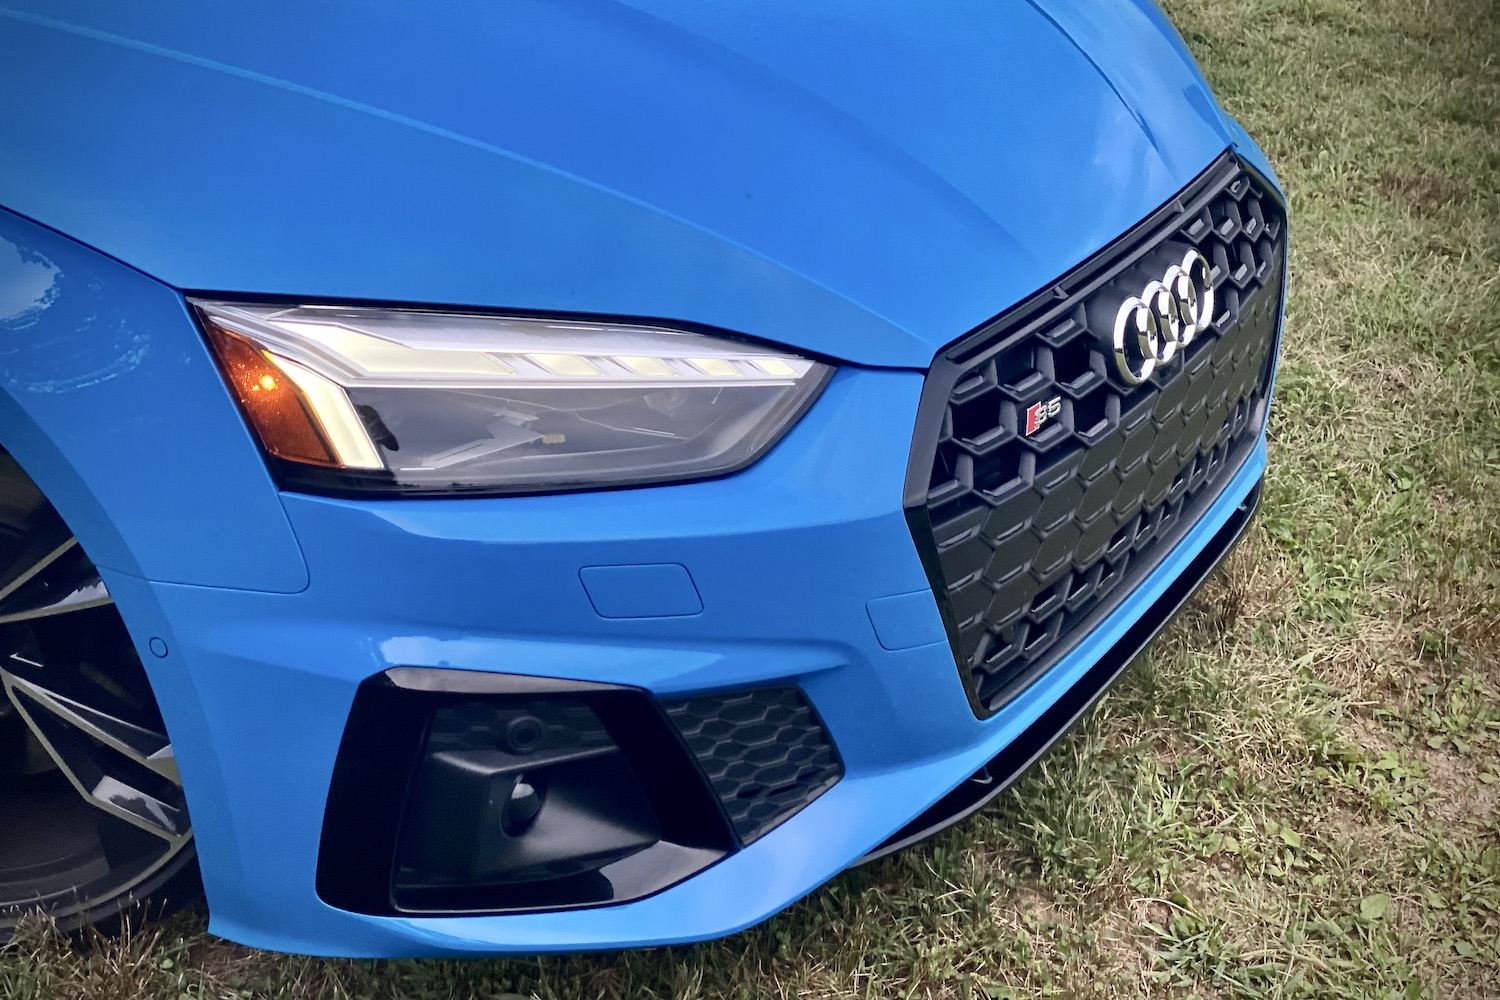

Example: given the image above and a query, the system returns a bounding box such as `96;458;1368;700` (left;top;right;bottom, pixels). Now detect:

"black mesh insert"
907;153;1285;717
662;688;843;844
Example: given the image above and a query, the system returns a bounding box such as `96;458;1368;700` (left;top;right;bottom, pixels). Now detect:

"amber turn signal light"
203;322;339;468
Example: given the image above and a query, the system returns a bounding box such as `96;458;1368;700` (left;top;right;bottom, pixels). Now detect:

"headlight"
192;302;833;496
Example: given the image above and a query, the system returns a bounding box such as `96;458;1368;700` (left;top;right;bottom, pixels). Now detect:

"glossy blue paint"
1;0;1228;367
0;208;308;592
579;564;704;619
0;0;1286;957
865;591;949;652
110;424;1268;957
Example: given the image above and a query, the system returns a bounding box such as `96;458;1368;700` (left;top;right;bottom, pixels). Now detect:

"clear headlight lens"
192;301;833;495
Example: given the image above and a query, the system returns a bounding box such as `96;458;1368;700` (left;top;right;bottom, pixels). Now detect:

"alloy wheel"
0;451;195;940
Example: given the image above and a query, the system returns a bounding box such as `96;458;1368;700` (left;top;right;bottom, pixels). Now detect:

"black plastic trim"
902;153;1245;511
903;149;1285;718
316;667;737;917
662;687;845;846
861;476;1262;865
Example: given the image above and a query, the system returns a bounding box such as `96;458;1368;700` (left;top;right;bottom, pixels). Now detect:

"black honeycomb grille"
908;153;1285;717
662;687;843;844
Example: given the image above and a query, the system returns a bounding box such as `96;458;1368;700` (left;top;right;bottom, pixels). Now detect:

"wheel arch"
0;205;309;593
0;438;203;938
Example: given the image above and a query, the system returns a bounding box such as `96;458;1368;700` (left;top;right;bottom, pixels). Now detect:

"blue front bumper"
100;349;1268;955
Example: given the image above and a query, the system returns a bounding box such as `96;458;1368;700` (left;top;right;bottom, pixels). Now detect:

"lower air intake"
663;687;843;844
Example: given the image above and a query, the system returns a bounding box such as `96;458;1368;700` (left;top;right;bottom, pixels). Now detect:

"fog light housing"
398;699;661;888
317;668;736;916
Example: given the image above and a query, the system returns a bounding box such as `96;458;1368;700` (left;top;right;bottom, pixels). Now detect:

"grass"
5;0;1499;996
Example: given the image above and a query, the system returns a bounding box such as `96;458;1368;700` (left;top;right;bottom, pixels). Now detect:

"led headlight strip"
194;302;832;495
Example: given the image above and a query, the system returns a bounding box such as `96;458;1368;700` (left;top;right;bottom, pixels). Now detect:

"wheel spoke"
0;539;112;625
1;670;187;843
1;672;179;784
87;775;189;842
1;452;193;927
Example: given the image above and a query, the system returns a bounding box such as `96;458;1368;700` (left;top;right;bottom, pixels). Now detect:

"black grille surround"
906;153;1286;718
663;687;844;845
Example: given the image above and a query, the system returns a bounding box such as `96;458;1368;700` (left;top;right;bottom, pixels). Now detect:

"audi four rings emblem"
1111;249;1216;385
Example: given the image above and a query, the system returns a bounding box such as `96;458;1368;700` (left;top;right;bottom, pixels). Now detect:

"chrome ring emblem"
1111;249;1216;385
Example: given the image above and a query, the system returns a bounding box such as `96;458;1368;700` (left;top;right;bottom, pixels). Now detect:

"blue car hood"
0;0;1231;367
